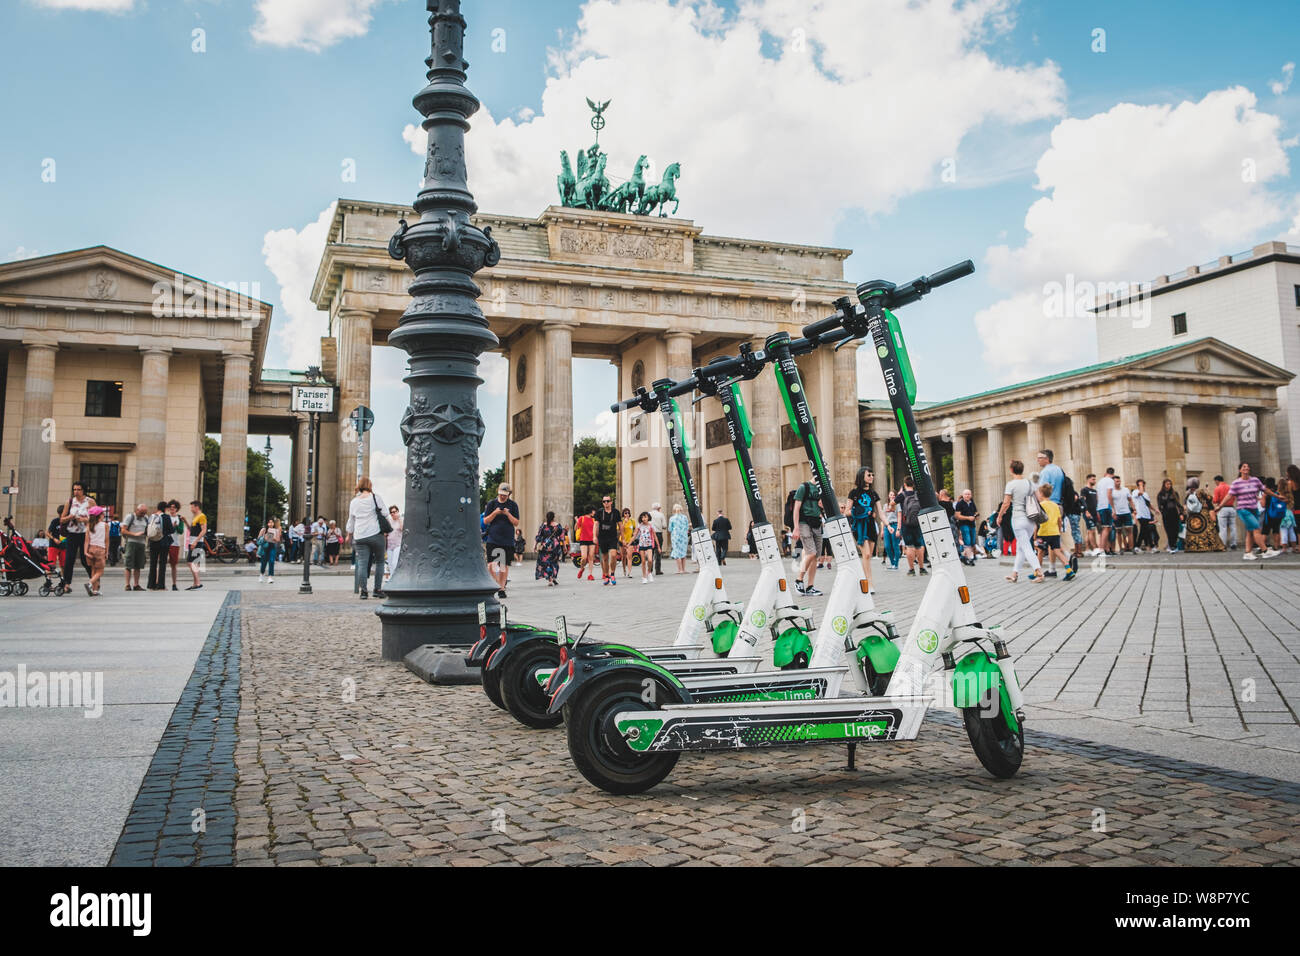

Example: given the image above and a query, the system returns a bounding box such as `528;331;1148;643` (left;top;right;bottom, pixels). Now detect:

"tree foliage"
479;461;505;511
201;436;287;537
572;438;616;517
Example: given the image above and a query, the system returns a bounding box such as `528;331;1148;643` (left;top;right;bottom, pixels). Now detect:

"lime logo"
916;629;939;653
877;345;888;358
790;383;801;393
751;610;768;628
692;605;706;621
665;420;674;430
832;615;848;636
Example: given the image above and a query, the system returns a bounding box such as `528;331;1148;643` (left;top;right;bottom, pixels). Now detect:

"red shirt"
1212;481;1230;506
576;515;595;540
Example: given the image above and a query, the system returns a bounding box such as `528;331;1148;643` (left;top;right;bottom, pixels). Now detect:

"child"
1036;483;1074;581
84;505;108;596
636;511;656;583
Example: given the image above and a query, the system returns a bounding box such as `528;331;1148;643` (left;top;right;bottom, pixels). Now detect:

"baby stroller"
1;517;57;596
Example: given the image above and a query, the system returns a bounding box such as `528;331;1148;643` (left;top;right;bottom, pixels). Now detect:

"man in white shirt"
1093;468;1116;556
650;502;667;575
1110;473;1133;553
311;516;327;565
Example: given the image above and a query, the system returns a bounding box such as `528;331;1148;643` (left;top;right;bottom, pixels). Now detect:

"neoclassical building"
0;247;306;538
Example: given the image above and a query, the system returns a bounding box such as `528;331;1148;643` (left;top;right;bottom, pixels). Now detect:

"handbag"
373;494;393;535
1023;485;1047;526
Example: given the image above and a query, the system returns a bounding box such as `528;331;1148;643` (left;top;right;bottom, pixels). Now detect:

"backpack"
783;489;797;531
1060;473;1080;516
797;482;822;528
1185;492;1202;514
1024;491;1047;526
901;491;921;527
147;513;164;542
1266;495;1286;520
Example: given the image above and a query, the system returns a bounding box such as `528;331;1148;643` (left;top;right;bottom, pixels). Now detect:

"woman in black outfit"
1156;478;1184;553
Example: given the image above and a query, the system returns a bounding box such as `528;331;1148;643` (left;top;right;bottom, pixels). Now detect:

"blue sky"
2;0;1297;511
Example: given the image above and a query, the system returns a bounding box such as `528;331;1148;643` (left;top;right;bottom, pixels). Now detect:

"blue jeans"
259;549;276;576
882;526;901;567
958;524;977;549
353;533;386;594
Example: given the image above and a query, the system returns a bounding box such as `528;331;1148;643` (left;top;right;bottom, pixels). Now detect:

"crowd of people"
480;453;1300;600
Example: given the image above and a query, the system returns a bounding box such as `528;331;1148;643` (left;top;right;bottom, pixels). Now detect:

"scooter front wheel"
566;674;679;795
962;688;1024;778
500;642;563;729
481;665;506;710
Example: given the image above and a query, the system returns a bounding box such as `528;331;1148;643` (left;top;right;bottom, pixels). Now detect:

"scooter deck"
679;666;847;702
640;644;705;661
616;695;932;753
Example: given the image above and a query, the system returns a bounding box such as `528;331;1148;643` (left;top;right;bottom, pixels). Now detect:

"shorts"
1083;513;1096;530
168;544;180;563
598;536;619;553
86;545;106;574
577;539;594;547
1264;516;1281;535
901;525;924;549
124;539;146;570
798;521;823;555
958;524;977;549
1096;509;1113;528
1238;509;1261;532
486;543;515;565
1038;534;1061;550
1113;513;1133;528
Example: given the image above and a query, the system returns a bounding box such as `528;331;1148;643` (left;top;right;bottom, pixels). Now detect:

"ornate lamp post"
378;0;502;666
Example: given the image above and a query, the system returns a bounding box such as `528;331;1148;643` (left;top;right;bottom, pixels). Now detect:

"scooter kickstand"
845;742;857;771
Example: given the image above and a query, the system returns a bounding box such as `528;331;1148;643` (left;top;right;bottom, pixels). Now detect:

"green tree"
572;438;616;515
201;436;287;537
479;461;505;511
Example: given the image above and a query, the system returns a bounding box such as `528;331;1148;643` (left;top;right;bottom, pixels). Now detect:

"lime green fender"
772;626;812;668
711;619;739;655
952;651;1019;733
855;632;900;675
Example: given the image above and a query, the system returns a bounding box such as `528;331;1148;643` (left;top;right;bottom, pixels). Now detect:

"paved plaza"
3;555;1299;865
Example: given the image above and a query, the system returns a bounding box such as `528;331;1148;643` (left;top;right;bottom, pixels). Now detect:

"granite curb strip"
108;591;241;866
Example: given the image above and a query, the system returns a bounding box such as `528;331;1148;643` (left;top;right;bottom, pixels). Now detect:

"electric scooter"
558;260;1027;794
548;345;903;792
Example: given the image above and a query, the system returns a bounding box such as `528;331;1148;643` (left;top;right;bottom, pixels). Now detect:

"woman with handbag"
257;517;282;583
345;477;391;600
995;459;1045;583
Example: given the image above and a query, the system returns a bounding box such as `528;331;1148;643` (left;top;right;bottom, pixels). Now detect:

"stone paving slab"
221;562;1300;865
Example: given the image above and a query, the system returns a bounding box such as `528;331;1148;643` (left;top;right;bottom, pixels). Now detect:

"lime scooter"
549;349;903;792
466;380;745;728
560;261;1027;795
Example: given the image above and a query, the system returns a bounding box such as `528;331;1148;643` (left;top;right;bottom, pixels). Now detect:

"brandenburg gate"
310;198;862;530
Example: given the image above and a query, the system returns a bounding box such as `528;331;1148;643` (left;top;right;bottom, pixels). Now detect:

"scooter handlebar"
927;259;975;290
610;395;643;414
801;312;844;341
665;376;698;398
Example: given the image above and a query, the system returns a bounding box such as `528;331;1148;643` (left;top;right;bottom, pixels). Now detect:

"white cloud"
974;87;1294;382
262;202;336;368
1271;62;1295;96
480;351;507;395
579;409;618;443
368;449;406;515
6;246;41;261
250;0;388;53
402;0;1064;244
29;0;133;11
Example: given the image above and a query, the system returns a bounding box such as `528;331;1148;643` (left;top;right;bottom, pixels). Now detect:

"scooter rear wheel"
566;674;679;795
962;688;1023;778
500;642;563;729
481;665;506;710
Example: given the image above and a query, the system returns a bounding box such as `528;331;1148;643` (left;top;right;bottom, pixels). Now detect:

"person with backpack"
897;476;926;576
792;480;824;595
120;502;149;591
995;459;1044;583
848;467;881;590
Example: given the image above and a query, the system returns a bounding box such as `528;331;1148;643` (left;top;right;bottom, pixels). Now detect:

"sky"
2;0;1298;514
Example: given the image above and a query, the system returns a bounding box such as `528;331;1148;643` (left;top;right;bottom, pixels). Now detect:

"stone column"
951;430;970;494
871;437;887;488
1025;418;1043;465
291;415;311;520
1258;408;1279;479
334;308;374;522
542;323;574;526
985;425;1004;516
16;343;57;537
135;347;171;507
832;345;859;496
1119;402;1143;484
1069;411;1091;479
1163;404;1186;492
217;353;252;538
664;332;695;516
1218;408;1239;479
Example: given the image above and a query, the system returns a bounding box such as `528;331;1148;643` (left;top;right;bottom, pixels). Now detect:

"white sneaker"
258;574;265;582
641;578;649;585
267;576;274;583
1263;549;1280;559
1242;552;1258;560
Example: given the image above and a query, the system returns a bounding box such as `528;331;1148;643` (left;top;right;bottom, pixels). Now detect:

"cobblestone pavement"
224;559;1300;865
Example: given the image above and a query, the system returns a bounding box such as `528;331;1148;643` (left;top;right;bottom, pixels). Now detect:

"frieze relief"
558;229;684;263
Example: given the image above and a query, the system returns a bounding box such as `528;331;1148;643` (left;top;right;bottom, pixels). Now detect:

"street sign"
1;486;16;495
350;405;375;434
292;385;334;413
